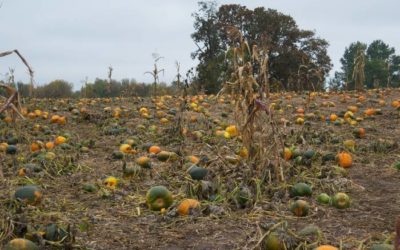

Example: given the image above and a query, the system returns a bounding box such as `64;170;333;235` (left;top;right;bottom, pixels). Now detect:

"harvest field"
1;89;400;249
1;1;400;249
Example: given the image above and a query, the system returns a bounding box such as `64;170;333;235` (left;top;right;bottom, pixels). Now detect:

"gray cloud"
0;0;399;90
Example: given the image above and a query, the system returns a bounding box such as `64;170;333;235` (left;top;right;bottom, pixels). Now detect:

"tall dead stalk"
220;27;285;183
0;49;32;121
352;47;365;91
0;49;34;97
145;54;164;96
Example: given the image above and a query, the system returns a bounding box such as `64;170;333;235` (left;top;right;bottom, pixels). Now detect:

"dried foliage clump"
352;47;366;91
0;49;34;120
220;27;285;182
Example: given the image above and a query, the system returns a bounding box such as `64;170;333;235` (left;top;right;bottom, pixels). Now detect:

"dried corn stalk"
219;27;285;182
0;49;34;120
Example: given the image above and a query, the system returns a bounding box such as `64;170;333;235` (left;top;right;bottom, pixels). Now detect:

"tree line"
0;79;179;98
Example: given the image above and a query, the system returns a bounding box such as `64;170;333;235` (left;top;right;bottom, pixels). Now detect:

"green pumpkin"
157;151;178;162
290;183;312;197
332;192;350;209
6;145;17;155
290;199;309;217
235;186;252;207
317;193;331;205
264;232;285;250
146;186;173;211
60;143;72;150
14;185;42;205
7;136;18;145
291;148;302;158
83;183;97;193
322;153;336;163
4;238;39;250
122;162;141;177
188;166;208;181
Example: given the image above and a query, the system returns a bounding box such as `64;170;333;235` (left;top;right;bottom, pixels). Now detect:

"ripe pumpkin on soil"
225;125;238;137
364;108;376;116
30;142;42;152
4;238;39;250
57;116;67;125
104;176;118;189
136;156;151;168
290;199;309;217
264;232;284;250
283;147;292;161
337;152;352;168
146;186;173;211
148;145;161;154
185;155;200;164
50;115;60;123
14;185;42;205
391;100;400;108
0;142;8;152
315;245;338;250
329;114;338;122
177;199;200;216
54;136;67;145
120;144;135;154
353;128;366;138
45;141;55;150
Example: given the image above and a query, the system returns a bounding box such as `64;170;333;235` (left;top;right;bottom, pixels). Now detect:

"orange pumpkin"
347;105;358;113
50;115;60;123
45;141;55;150
3;116;13;123
337;152;352;168
30;142;41;152
57;116;66;125
54;136;67;145
353;128;366;138
27;112;36;119
177;199;200;216
284;148;292;161
315;245;338;250
364;108;376;116
391;100;400;108
149;145;161;154
225;125;238;137
120;144;135;154
186;155;200;164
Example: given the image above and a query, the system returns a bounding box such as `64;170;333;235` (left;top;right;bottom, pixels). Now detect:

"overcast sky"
0;0;399;90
